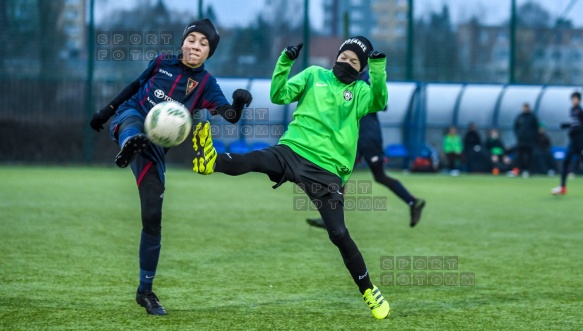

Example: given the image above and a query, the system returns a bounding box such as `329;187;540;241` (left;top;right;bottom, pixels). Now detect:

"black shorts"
356;134;384;166
264;145;344;203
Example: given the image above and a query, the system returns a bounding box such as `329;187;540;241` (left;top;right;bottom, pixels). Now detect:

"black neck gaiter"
333;61;359;85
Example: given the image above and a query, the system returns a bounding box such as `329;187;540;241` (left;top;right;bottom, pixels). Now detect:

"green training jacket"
270;51;388;185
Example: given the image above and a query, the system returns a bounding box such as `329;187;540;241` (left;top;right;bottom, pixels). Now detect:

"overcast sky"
95;0;583;29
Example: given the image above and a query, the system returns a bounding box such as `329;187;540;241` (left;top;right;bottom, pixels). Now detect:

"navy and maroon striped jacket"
117;54;229;121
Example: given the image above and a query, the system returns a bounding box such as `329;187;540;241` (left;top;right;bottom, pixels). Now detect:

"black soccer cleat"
306;217;326;229
136;290;167;315
410;199;426;228
115;134;148;168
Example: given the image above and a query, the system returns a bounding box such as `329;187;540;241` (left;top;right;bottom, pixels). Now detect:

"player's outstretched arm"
90;55;161;132
211;89;253;124
203;74;253;124
270;43;308;105
90;80;141;132
367;51;388;114
356;51;387;117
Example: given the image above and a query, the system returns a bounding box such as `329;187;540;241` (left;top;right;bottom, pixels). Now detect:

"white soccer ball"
144;101;192;147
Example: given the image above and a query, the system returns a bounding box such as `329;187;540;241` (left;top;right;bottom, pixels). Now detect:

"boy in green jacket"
192;37;390;319
443;126;463;174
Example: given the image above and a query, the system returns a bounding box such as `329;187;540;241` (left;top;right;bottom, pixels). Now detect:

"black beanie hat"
337;36;373;72
182;18;220;58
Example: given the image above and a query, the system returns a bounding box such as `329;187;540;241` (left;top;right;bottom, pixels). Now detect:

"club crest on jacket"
343;90;353;101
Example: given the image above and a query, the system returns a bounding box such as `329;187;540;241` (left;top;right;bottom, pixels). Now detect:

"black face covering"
333;61;359;85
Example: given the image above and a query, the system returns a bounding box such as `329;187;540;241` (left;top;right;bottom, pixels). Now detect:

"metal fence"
0;0;582;164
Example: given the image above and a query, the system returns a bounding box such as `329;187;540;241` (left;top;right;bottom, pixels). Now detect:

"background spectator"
463;123;490;172
443;126;463;175
512;103;539;178
486;128;511;175
532;125;557;175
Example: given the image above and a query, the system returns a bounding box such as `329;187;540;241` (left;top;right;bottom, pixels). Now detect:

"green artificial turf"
1;165;582;330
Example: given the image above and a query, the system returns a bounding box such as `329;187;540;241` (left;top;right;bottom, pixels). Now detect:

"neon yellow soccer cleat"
192;121;217;175
363;285;390;319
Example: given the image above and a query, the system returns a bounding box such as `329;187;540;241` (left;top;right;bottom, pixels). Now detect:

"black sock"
316;194;373;294
138;230;161;293
330;230;373;294
344;252;373;294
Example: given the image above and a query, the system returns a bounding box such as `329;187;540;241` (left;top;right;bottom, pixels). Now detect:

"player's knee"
328;227;349;246
328;229;359;258
371;168;394;184
118;116;144;137
373;172;390;183
142;206;162;236
142;221;162;236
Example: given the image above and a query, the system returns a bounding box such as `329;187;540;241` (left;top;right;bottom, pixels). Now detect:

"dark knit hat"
182;18;220;58
337;36;373;72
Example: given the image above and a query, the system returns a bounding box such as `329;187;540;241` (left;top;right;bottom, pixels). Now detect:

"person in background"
443;126;463;176
463;123;488;172
552;91;583;195
485;128;511;175
512;103;539;178
532;125;557;176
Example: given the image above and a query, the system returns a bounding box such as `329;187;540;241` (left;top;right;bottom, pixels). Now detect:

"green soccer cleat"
363;285;390;319
192;121;217;175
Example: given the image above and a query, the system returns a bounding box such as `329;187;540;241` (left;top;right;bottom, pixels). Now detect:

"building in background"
322;0;374;38
371;0;409;50
309;35;345;68
458;21;583;84
457;22;510;83
61;0;86;59
320;0;410;79
528;27;583;85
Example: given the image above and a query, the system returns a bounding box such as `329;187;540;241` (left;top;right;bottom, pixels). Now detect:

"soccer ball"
144;101;192;147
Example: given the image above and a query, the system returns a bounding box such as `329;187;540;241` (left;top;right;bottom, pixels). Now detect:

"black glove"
90;105;115;132
284;43;303;61
232;89;253;108
560;122;571;129
369;51;386;59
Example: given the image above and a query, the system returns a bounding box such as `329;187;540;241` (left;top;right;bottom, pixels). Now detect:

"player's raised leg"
192;122;217;175
114;116;149;168
193;121;285;180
